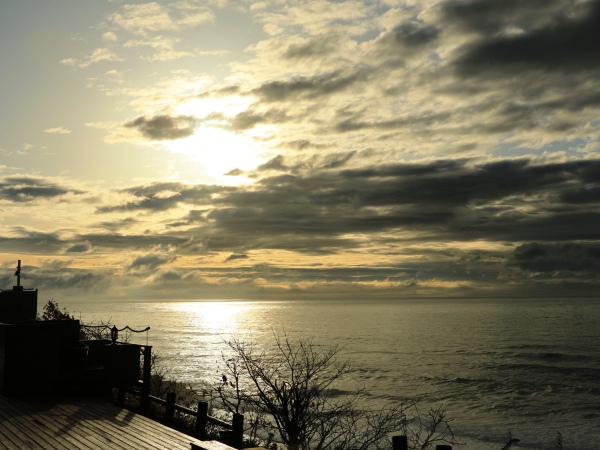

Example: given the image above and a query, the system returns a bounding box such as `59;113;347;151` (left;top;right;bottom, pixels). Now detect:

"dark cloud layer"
65;242;92;253
441;0;571;34
451;0;600;76
85;158;600;261
509;242;600;277
251;69;371;103
3;156;599;298
0;177;82;202
127;253;176;272
207;158;600;245
6;158;596;297
225;253;249;262
98;182;230;213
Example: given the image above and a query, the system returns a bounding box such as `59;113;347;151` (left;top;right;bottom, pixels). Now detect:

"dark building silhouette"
0;260;38;322
0;260;140;396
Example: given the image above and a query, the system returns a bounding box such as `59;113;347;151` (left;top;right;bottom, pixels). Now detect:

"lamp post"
111;325;119;344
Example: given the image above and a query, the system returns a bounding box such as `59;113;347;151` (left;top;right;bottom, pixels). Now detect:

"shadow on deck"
0;393;229;450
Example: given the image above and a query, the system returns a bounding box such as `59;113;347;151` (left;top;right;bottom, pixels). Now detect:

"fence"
115;344;244;448
98;338;451;450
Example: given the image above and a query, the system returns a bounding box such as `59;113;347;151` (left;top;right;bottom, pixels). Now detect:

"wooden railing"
147;395;243;448
116;344;244;449
110;344;451;450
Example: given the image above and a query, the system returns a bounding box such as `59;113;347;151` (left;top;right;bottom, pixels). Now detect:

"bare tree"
212;333;458;450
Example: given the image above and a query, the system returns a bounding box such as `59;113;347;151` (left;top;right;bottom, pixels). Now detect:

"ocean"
58;297;600;450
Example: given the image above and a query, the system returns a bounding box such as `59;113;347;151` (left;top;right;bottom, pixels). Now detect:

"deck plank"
0;409;48;449
0;394;215;450
0;397;81;450
49;400;188;449
0;395;98;450
27;397;180;449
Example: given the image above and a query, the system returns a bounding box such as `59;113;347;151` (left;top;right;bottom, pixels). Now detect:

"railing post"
232;413;244;449
165;392;176;427
195;401;209;439
392;435;408;450
140;345;152;414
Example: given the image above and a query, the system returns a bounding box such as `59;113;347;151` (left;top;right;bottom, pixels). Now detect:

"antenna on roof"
14;260;23;291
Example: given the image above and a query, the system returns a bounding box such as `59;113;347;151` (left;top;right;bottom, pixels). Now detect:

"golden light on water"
177;302;253;334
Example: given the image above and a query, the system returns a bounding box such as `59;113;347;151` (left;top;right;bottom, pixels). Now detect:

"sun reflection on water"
174;301;254;335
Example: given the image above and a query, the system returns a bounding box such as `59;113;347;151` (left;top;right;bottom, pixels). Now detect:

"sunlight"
166;126;263;182
175;96;253;118
176;301;252;334
165;96;267;183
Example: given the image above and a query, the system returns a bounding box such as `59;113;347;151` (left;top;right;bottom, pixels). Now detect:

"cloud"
282;33;348;61
97;182;228;213
44;127;71;134
61;48;124;68
0;228;64;255
451;0;600;76
123;35;228;62
258;0;370;35
251;152;356;175
378;20;440;54
228;108;290;130
87;157;600;258
123;115;197;140
507;242;600;279
123;35;196;61
391;21;439;47
0;177;84;202
74;233;187;252
109;2;214;36
103;32;118;42
439;0;567;34
255;155;288;172
126;253;176;272
251;69;371;102
225;253;249;262
98;217;139;232
64;241;92;253
64;0;600;168
110;2;178;34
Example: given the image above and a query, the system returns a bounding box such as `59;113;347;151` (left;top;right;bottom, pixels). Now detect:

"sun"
166;125;264;181
163;95;269;183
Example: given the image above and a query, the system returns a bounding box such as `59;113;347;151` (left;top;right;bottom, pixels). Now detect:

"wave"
512;351;593;362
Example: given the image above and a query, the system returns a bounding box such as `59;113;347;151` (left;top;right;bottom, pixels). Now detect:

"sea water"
58;297;600;450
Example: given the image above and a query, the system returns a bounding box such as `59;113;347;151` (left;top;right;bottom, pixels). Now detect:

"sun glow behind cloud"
174;96;253;118
164;126;264;182
165;95;267;182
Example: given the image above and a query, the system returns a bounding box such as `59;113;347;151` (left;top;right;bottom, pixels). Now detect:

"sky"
1;0;599;302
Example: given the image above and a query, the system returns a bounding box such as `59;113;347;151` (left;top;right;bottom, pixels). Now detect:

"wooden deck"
0;394;222;450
